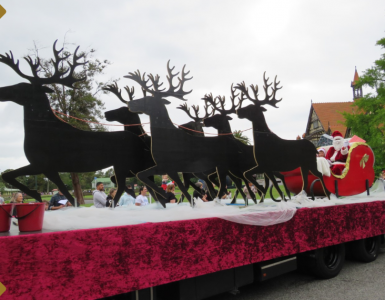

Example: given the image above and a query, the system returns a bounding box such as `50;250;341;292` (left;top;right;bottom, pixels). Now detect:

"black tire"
312;244;345;279
380;235;385;253
351;235;381;262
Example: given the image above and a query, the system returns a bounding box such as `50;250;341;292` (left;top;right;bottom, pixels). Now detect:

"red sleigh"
280;143;375;197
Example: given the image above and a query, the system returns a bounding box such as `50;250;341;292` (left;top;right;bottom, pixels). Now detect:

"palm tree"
233;130;251;145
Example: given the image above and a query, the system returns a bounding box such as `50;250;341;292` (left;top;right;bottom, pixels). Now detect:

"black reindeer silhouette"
203;86;291;202
235;73;330;199
176;102;221;200
104;84;214;203
124;62;242;203
0;41;154;206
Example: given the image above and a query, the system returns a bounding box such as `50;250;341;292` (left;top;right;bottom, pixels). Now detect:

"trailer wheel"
351;235;381;262
312;244;345;279
379;235;385;253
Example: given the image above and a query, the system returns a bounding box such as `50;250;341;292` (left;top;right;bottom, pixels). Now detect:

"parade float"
0;41;383;300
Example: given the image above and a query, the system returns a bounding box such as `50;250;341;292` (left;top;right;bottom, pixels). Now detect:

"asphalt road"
207;252;385;300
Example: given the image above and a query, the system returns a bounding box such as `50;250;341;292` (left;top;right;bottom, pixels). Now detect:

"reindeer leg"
244;179;257;204
232;190;239;203
178;173;190;203
244;167;266;203
44;172;76;206
273;172;291;200
136;166;167;208
228;174;243;204
309;168;331;200
145;175;159;202
110;175;117;187
168;172;192;205
113;167;128;207
2;165;42;201
242;174;258;204
265;172;284;202
228;171;248;205
179;173;201;203
206;172;220;199
216;167;228;200
300;166;310;198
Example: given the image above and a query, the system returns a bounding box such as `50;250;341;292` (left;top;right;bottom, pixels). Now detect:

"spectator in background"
135;186;149;206
193;182;208;201
49;189;68;210
106;188;117;207
10;192;23;224
93;182;107;208
43;200;49;211
0;193;4;204
161;175;168;191
165;184;177;203
198;179;207;192
118;190;135;206
10;192;23;204
243;183;257;200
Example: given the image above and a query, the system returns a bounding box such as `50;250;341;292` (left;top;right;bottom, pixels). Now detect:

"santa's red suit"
326;131;349;175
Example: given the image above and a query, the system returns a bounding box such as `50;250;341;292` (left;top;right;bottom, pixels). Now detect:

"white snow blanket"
32;180;385;232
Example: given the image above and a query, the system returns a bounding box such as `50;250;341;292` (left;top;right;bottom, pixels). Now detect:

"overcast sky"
0;0;384;172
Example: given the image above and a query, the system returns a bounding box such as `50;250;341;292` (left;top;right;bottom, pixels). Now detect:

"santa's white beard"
333;138;344;151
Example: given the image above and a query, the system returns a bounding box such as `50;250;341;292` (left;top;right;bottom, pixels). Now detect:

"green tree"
343;36;385;175
233;130;251;145
30;39;113;203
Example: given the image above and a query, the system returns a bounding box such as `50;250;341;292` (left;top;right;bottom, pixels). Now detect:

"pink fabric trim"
0;201;385;299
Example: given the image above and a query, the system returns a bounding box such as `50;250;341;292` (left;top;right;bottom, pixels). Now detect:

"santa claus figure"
326;131;349;175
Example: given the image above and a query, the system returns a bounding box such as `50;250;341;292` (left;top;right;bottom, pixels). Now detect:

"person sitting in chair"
325;131;350;175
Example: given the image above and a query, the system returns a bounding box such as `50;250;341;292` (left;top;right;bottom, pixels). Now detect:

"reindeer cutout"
235;73;330;199
104;83;215;204
104;83;167;202
0;41;154;206
176;102;221;200
124;61;242;204
203;86;291;202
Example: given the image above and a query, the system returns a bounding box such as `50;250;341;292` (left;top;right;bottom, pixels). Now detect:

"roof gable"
312;102;354;136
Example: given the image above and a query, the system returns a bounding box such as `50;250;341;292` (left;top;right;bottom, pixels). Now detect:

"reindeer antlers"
177;101;213;121
235;72;282;108
0;40;86;88
103;82;129;104
203;84;245;115
124;60;193;101
103;82;146;104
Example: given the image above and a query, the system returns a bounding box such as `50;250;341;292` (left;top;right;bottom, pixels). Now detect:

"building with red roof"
304;68;362;145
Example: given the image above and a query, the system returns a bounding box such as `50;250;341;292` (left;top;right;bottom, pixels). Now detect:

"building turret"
351;67;363;100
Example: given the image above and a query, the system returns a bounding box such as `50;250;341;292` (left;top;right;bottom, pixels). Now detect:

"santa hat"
331;131;343;139
318;148;326;154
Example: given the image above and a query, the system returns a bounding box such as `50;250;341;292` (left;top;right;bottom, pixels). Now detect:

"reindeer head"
203;85;245;132
0;41;85;106
124;61;192;115
103;82;145;125
235;72;282;122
